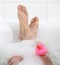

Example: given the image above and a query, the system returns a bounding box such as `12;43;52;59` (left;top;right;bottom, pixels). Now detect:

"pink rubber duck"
35;42;47;56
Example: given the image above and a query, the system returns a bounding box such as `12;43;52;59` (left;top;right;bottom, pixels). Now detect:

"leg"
8;55;23;65
41;55;53;65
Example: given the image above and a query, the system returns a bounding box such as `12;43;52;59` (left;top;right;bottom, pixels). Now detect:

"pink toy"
35;42;47;56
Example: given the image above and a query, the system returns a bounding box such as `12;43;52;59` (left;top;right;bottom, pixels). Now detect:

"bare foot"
17;5;39;40
20;16;39;39
29;16;39;37
17;5;28;40
8;55;23;65
41;55;53;65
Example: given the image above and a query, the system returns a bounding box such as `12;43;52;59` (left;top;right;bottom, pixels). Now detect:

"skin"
41;55;53;65
8;55;23;65
8;5;53;65
17;5;39;40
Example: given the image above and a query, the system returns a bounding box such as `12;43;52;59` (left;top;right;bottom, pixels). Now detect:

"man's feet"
17;5;28;40
8;55;23;65
17;5;39;40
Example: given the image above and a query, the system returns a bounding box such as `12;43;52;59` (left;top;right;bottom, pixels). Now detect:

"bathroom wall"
0;0;60;44
48;1;60;44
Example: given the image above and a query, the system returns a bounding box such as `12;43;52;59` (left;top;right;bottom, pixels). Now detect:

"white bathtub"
0;21;60;65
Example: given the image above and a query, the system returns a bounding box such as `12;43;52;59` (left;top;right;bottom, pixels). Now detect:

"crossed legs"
17;5;39;40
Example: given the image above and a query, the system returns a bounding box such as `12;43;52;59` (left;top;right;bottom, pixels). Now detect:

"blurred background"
0;0;60;44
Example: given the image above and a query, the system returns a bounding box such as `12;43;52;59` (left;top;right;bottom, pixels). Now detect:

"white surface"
0;40;43;65
0;3;3;22
3;0;47;2
48;2;60;44
0;38;60;65
0;23;60;65
0;23;13;46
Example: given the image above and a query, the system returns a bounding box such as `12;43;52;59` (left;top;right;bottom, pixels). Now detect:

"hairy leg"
41;55;53;65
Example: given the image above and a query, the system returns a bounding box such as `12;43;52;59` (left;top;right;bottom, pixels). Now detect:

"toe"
17;5;22;10
31;16;39;23
30;16;39;27
17;5;28;15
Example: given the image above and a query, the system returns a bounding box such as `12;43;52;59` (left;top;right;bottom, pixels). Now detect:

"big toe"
17;5;28;15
